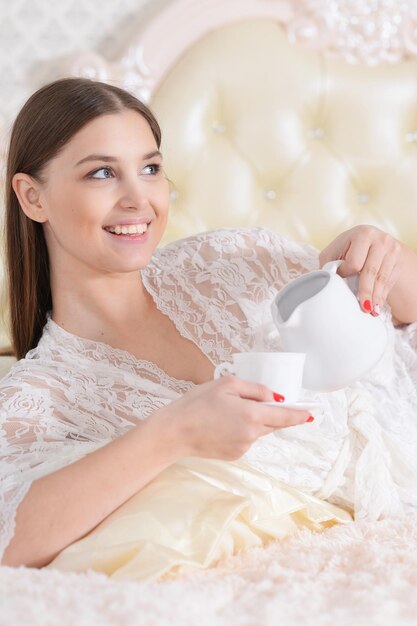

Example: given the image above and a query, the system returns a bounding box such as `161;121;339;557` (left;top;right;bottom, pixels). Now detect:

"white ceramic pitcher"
270;260;388;391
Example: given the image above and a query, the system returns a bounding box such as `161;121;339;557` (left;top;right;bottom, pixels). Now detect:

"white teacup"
214;351;306;403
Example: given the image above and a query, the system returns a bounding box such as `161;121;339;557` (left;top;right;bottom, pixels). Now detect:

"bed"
1;1;417;623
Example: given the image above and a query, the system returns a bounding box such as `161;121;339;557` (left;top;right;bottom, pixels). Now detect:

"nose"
118;175;148;210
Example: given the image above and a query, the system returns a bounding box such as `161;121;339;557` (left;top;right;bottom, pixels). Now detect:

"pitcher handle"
322;260;343;274
214;362;235;379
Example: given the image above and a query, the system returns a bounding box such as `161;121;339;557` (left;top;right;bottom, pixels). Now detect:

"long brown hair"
4;77;161;360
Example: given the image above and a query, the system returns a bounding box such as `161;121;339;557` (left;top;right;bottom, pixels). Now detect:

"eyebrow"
74;150;163;167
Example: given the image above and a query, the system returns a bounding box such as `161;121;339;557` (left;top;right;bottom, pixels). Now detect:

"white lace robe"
1;227;417;563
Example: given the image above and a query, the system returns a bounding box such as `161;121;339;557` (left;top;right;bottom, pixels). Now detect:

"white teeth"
106;223;148;235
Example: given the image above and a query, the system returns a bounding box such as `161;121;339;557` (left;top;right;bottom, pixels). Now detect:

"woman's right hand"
152;375;313;462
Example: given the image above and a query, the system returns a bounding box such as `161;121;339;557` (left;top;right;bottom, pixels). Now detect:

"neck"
49;265;153;343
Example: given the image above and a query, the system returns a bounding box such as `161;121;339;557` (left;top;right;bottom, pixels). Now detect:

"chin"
122;257;153;273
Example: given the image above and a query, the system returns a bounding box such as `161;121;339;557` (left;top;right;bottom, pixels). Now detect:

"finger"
319;239;344;269
258;418;314;438
319;229;353;267
258;406;312;430
356;243;386;312
369;254;399;313
336;236;371;278
222;375;286;404
319;231;367;278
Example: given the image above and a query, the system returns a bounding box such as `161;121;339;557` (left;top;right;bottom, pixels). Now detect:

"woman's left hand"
319;225;404;316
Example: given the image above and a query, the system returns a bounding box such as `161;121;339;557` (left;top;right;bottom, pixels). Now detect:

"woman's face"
36;109;169;276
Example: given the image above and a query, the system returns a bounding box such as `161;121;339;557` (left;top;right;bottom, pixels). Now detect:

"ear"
12;173;48;223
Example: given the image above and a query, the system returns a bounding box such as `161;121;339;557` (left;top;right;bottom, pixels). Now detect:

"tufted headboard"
1;0;417;360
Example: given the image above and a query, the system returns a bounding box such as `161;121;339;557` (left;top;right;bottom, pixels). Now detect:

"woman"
1;77;417;581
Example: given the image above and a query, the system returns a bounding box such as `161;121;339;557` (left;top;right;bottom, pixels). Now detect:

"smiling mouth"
104;223;148;235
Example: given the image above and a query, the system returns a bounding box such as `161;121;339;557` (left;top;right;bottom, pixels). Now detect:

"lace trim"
39;315;195;395
0;481;32;563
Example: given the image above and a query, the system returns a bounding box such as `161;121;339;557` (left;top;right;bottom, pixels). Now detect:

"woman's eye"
143;163;161;175
89;167;114;179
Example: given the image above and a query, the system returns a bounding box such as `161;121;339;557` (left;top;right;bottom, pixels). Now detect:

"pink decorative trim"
118;0;293;100
55;0;293;102
43;0;417;103
286;0;415;65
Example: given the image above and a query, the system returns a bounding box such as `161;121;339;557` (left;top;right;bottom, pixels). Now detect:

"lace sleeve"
241;226;320;284
144;227;320;357
237;227;320;350
0;368;107;563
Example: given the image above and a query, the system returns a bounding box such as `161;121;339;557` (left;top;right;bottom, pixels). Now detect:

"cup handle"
322;260;343;274
214;362;235;379
323;259;360;296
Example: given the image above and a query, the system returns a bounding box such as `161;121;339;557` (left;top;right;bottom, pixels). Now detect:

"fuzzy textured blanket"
1;516;417;626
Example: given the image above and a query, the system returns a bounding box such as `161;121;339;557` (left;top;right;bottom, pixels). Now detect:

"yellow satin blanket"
46;457;352;582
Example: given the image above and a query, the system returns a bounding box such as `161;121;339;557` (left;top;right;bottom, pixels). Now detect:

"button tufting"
264;190;277;201
307;127;324;139
212;121;226;134
357;192;369;204
406;131;417;143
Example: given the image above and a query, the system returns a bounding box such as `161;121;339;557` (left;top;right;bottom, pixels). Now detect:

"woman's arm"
2;414;182;568
319;225;417;325
2;376;311;568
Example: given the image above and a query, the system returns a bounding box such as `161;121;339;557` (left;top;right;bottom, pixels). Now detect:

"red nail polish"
273;392;285;402
363;299;372;312
307;416;314;423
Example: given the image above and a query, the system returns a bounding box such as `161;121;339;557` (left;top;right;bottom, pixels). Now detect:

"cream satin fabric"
47;457;351;582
